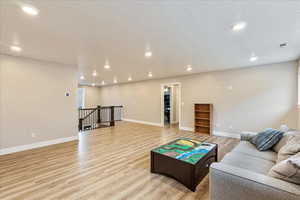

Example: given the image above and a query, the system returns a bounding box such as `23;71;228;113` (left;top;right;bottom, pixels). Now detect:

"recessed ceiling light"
104;64;110;69
104;61;110;69
10;46;22;52
232;21;247;32
22;6;39;16
145;51;152;58
101;81;105;85
186;65;192;71
250;55;258;62
148;72;153;77
91;83;96;87
80;75;85;80
92;71;97;76
128;76;132;81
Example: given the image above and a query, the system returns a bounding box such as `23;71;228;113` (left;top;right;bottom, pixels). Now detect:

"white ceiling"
1;0;300;86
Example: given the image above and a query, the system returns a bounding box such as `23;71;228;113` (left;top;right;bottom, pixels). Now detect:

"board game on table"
151;138;218;191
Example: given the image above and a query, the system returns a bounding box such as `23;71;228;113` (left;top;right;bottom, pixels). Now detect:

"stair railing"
78;105;123;131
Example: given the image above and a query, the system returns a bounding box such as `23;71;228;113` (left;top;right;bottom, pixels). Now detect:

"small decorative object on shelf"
194;104;213;135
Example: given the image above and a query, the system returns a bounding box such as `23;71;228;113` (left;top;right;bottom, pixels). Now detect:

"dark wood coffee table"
151;138;218;192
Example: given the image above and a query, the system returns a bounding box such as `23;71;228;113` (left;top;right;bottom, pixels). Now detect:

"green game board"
152;138;215;164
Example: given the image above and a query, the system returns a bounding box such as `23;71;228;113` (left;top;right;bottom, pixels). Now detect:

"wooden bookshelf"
194;104;213;135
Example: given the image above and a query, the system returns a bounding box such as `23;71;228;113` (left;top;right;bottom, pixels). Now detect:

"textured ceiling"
1;0;300;86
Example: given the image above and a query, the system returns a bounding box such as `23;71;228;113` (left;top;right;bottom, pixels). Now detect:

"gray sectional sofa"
210;138;300;200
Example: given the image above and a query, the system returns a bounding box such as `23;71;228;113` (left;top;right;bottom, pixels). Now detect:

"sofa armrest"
210;163;300;200
240;132;257;141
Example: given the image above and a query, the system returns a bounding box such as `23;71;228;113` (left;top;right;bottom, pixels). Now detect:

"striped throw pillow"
251;128;284;151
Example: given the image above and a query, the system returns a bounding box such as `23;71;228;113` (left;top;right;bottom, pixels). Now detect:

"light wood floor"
0;122;239;200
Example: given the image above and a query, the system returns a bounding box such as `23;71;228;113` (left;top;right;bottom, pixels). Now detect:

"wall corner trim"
122;118;163;127
0;135;79;156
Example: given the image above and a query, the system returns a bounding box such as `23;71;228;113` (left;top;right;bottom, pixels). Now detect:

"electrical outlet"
31;133;36;138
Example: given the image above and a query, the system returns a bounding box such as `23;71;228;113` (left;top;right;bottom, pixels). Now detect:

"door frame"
160;82;181;127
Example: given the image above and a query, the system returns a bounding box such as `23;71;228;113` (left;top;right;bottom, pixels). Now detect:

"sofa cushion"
250;128;284;151
221;152;275;174
232;141;277;162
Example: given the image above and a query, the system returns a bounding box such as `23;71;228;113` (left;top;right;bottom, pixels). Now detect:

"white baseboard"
179;126;240;139
179;126;194;132
123;119;240;139
0;135;79;156
213;131;241;139
122;118;163;127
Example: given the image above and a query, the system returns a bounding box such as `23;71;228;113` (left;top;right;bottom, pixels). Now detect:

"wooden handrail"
79;108;97;110
79;105;123;109
97;105;123;109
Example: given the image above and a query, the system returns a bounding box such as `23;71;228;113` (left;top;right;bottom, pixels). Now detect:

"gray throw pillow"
251;128;284;151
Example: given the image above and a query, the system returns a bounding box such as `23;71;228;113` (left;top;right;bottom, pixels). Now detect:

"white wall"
99;61;298;134
297;59;300;130
79;86;101;108
0;55;78;150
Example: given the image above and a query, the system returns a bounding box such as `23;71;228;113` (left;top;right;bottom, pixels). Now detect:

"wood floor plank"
0;122;239;200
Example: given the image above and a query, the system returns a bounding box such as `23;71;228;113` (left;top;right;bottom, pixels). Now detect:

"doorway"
161;83;181;128
163;86;171;125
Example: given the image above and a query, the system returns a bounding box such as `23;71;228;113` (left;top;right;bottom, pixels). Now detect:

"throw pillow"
273;135;291;153
250;128;284;151
277;136;300;162
269;153;300;185
273;130;300;153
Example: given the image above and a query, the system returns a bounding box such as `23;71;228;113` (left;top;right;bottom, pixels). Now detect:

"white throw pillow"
273;130;300;153
269;153;300;185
